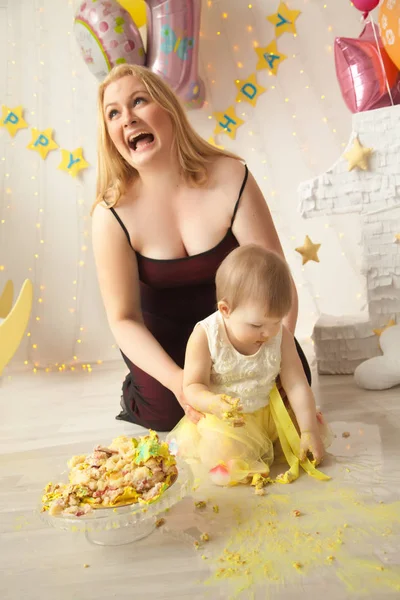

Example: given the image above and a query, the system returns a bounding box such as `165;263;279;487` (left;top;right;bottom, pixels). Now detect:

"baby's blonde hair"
216;245;293;317
92;64;241;213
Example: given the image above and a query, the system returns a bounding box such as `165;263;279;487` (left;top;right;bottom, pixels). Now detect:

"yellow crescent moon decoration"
0;279;33;376
0;280;14;318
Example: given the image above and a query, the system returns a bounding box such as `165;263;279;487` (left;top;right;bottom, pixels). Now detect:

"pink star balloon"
335;22;400;113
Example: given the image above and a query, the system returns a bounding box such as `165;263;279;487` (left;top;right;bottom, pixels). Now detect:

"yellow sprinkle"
194;541;200;549
83;564;90;568
327;556;335;562
212;504;219;513
155;518;165;528
201;532;210;542
195;500;206;509
343;523;349;528
293;562;302;570
376;566;384;571
291;509;301;517
201;554;208;560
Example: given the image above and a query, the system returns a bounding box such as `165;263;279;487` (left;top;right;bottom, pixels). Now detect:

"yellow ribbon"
269;386;330;482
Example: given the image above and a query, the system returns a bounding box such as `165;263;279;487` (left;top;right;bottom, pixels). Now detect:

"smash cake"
41;430;178;517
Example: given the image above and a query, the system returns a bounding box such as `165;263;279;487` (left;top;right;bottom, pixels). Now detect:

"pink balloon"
335;22;400;113
145;0;205;109
74;0;145;82
352;0;380;13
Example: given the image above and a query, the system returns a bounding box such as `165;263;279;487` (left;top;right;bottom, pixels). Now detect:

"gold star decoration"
27;128;59;159
0;105;28;137
58;147;89;178
344;136;373;171
235;73;267;106
213;106;245;140
255;40;287;75
208;136;224;150
373;319;396;337
267;2;301;38
295;235;321;265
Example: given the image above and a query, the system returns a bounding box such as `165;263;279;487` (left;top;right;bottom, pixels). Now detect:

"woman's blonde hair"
216;245;293;317
92;64;240;213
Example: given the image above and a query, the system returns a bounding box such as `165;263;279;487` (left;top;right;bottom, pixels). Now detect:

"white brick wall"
299;105;400;374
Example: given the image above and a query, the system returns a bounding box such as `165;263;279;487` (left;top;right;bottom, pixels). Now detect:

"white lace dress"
200;310;282;413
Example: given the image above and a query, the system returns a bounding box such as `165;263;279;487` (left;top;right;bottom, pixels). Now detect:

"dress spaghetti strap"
110;207;132;247
230;164;249;227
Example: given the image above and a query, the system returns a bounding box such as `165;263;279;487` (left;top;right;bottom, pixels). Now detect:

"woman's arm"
232;168;298;334
183;326;216;411
92;205;183;401
279;326;324;463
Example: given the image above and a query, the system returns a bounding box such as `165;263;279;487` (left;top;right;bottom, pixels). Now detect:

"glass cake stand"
40;459;193;546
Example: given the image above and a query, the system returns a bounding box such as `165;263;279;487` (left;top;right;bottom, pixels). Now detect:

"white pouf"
354;325;400;390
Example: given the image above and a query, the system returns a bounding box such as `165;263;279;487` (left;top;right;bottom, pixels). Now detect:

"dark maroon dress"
110;166;310;431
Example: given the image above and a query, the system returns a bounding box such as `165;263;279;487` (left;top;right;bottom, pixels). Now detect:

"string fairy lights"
0;0;104;374
199;0;367;326
0;0;371;370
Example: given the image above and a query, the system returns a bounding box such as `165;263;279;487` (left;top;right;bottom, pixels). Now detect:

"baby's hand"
210;394;244;427
300;429;324;465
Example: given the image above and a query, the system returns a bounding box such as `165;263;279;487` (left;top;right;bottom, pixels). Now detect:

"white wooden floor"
1;361;399;600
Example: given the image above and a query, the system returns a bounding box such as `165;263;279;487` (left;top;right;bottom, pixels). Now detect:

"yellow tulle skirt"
167;386;333;486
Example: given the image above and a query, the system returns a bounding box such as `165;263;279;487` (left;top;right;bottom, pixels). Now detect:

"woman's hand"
170;369;204;424
300;429;324;465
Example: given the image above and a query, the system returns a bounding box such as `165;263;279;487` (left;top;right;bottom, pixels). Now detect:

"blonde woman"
92;64;309;431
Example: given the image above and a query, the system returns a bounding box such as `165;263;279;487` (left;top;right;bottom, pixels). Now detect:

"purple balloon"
145;0;205;109
335;22;400;113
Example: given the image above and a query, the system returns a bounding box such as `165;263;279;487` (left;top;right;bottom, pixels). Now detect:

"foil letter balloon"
74;0;146;82
145;0;205;109
379;0;400;71
334;22;400;113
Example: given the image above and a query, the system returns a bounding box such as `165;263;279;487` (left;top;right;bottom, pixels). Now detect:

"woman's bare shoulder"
208;156;244;179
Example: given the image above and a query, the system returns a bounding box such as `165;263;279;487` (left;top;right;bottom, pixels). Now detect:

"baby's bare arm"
183;327;244;425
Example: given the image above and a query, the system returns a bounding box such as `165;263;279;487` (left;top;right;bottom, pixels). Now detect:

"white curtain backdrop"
0;0;377;370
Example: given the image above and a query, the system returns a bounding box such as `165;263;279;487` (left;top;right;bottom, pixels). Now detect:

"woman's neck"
136;154;183;194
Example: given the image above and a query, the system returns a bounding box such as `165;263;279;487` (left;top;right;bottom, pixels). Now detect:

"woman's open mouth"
127;132;155;152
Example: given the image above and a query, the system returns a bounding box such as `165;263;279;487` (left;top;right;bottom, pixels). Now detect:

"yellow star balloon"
213;106;244;140
344;137;373;171
0;105;28;137
208;136;224;150
267;2;301;38
58;147;89;178
373;319;396;336
27;128;59;159
235;73;267;106
295;235;321;265
255;41;287;75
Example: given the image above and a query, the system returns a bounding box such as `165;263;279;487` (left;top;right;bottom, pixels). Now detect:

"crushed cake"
41;430;178;517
